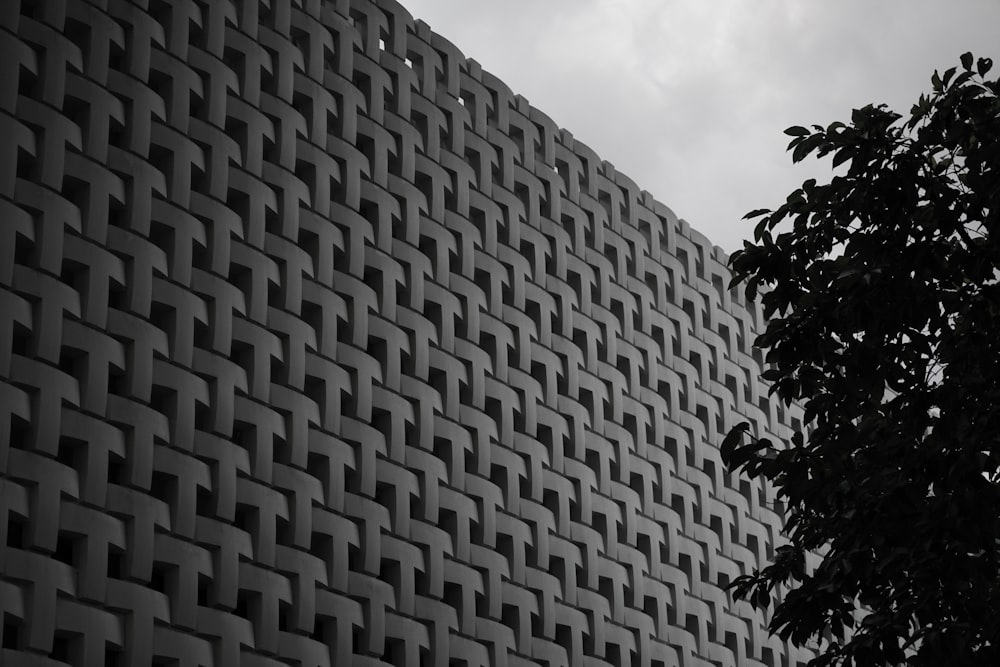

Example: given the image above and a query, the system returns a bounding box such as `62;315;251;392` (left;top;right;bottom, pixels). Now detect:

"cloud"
401;0;1000;252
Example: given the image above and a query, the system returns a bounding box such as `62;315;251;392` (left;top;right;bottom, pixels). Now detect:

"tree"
722;53;1000;666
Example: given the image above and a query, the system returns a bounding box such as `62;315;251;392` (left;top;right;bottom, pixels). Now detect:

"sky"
400;0;1000;253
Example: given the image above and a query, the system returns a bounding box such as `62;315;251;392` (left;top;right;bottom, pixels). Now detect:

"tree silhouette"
723;53;1000;666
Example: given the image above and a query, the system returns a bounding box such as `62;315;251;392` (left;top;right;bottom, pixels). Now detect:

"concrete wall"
0;0;810;664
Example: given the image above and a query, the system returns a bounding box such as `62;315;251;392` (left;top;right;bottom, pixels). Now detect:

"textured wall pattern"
1;0;811;665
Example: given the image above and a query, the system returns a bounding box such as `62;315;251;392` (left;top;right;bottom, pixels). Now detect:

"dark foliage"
723;53;1000;665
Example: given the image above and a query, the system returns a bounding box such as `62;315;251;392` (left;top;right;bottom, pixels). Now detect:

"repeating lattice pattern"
0;0;812;665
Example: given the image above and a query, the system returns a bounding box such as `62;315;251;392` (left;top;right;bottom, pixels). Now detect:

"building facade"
0;0;810;664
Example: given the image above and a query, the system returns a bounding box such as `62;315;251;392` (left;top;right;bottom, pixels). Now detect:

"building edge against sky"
0;0;811;665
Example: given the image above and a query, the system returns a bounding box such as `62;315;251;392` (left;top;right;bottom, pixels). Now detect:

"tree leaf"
721;422;751;459
831;147;853;170
743;208;771;220
941;66;957;87
931;70;943;92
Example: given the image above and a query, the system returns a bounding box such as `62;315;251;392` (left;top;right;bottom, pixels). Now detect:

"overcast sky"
401;0;1000;253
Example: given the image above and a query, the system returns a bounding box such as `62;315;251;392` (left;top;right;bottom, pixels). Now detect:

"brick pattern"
0;0;811;665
